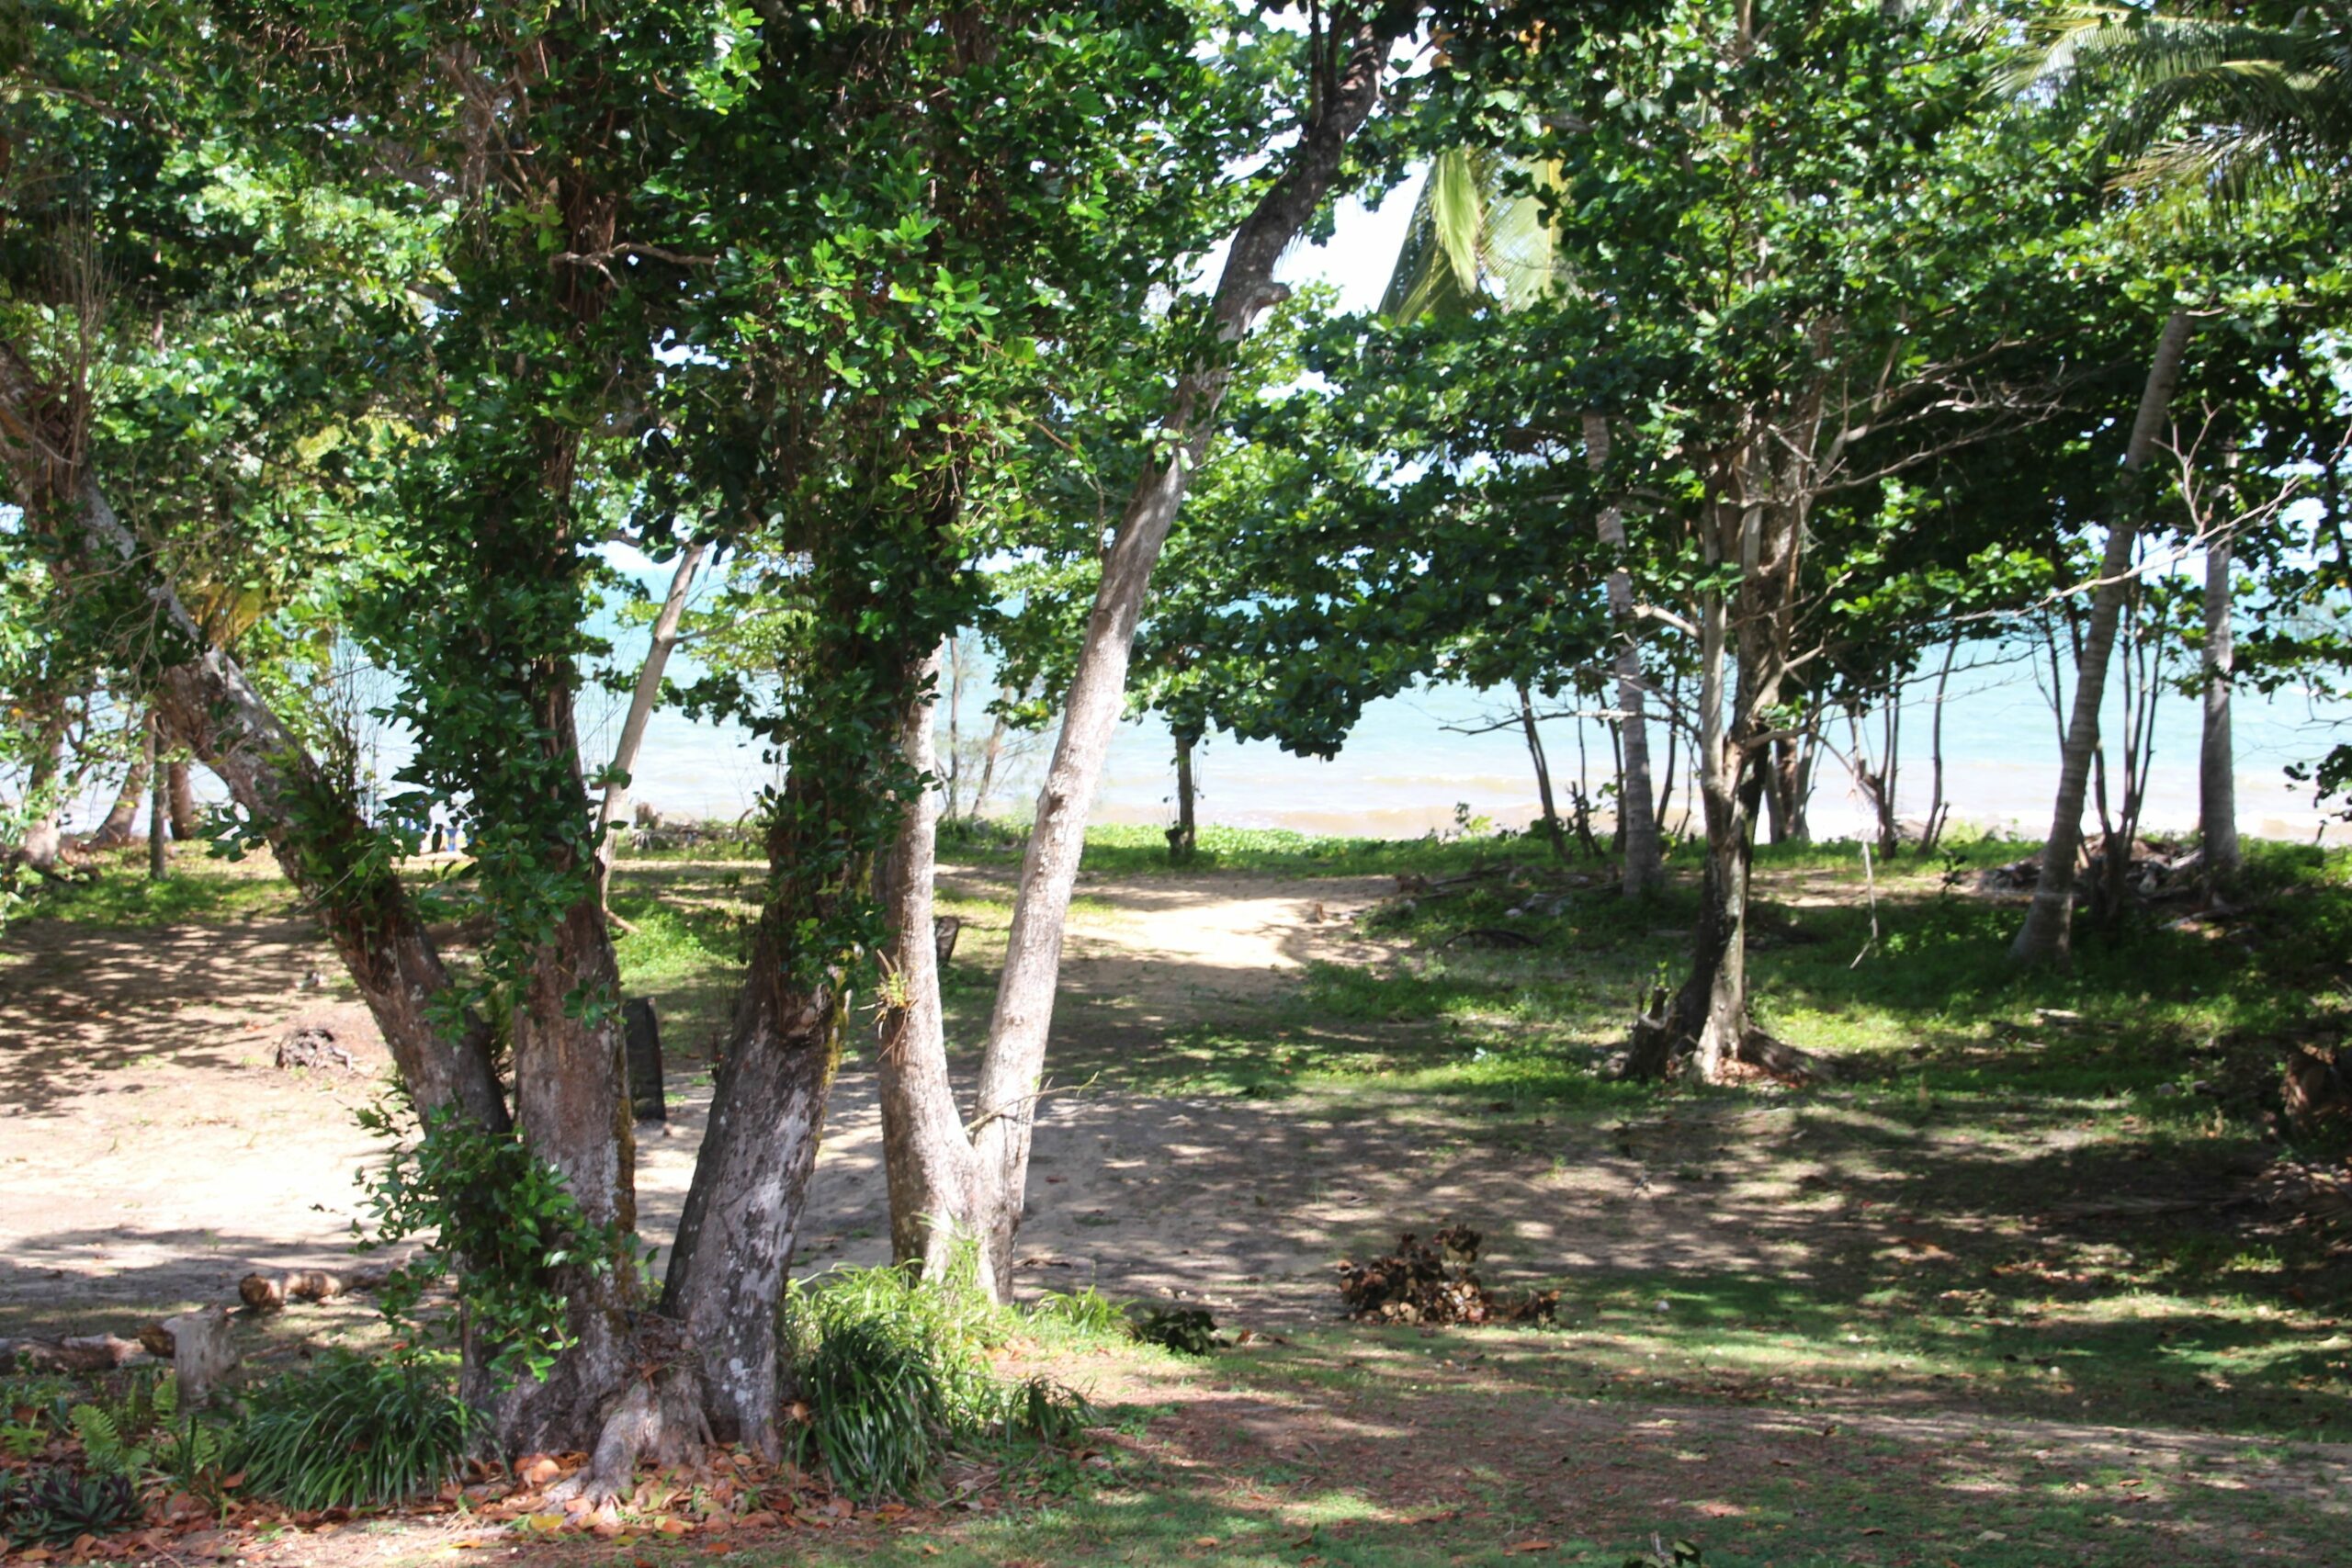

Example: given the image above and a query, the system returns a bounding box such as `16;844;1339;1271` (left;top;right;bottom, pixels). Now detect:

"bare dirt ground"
6;863;2350;1566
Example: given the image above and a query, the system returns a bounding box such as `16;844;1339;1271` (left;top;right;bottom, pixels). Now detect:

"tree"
876;3;1420;1293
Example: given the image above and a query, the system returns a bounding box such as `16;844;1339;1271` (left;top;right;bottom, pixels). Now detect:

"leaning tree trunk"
1583;412;1665;897
2199;529;2240;894
0;339;507;1131
2014;309;2193;964
879;17;1405;1302
89;744;150;849
594;539;707;907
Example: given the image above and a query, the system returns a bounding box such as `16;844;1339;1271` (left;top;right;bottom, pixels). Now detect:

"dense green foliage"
232;1354;473;1512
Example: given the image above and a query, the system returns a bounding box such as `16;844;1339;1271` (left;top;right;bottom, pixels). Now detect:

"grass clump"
783;1263;1091;1503
233;1353;471;1511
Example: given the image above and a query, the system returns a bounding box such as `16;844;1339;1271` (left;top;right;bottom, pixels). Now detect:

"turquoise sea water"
581;565;2352;844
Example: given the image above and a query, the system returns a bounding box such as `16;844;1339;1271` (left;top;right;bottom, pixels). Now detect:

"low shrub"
0;1466;141;1548
783;1264;1091;1502
232;1353;471;1511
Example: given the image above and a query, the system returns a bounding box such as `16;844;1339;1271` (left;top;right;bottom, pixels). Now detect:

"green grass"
11;853;294;928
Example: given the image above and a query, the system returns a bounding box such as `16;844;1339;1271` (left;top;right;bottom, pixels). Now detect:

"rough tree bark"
15;718;66;872
1169;728;1201;864
2200;529;2240;893
0;340;508;1131
1583;411;1665;896
165;757;198;840
876;12;1407;1301
594;539;707;907
2013;309;2193;964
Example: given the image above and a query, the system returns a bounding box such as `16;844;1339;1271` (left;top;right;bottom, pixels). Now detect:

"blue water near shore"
580;564;2352;845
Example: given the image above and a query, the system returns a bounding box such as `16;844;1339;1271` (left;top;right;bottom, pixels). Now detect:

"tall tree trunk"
146;714;167;880
1517;681;1567;864
595;540;707;907
877;652;978;1281
1584;412;1664;896
165;758;197;840
1168;729;1200;864
1919;636;1957;854
2200;531;2239;892
0;340;508;1131
878;17;1404;1302
2013;309;2194;964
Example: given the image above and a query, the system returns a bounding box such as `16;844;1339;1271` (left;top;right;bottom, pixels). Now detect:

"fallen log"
0;1334;146;1372
237;1266;390;1313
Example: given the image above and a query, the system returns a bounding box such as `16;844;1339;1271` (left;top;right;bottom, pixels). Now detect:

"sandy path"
0;870;1415;1328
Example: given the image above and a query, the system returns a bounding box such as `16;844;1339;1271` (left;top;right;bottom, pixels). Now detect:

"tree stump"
158;1309;237;1404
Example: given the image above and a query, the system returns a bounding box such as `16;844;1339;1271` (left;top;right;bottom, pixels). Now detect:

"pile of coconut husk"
1974;836;2205;899
1336;1225;1557;1325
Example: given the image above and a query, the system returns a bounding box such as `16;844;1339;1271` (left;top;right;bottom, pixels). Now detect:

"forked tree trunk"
2014;310;2193;964
1583;412;1664;896
2200;531;2239;893
1919;636;1958;854
662;627;936;1454
877;17;1404;1301
595;540;707;907
0;341;508;1132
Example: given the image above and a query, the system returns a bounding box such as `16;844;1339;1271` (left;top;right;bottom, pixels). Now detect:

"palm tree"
1381;149;1668;897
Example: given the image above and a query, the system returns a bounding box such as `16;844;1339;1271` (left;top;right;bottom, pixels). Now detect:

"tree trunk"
2200;531;2240;892
16;716;64;873
166;758;197;840
1168;729;1200;864
662;601;940;1450
884;19;1404;1302
877;652;980;1282
1762;730;1813;846
146;715;167;880
595;540;707;907
1517;681;1567;864
0;340;508;1132
1583;412;1664;896
1919;636;1958;854
2013;309;2194;964
90;746;149;849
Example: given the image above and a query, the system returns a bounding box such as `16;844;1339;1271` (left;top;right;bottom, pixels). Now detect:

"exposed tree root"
541;1345;715;1513
1616;997;1838;1087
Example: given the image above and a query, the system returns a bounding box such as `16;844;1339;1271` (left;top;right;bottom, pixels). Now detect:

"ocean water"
45;564;2346;848
580;566;2352;846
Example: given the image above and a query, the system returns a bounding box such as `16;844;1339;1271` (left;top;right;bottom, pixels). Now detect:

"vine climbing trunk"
2013;309;2193;964
876;11;1407;1301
